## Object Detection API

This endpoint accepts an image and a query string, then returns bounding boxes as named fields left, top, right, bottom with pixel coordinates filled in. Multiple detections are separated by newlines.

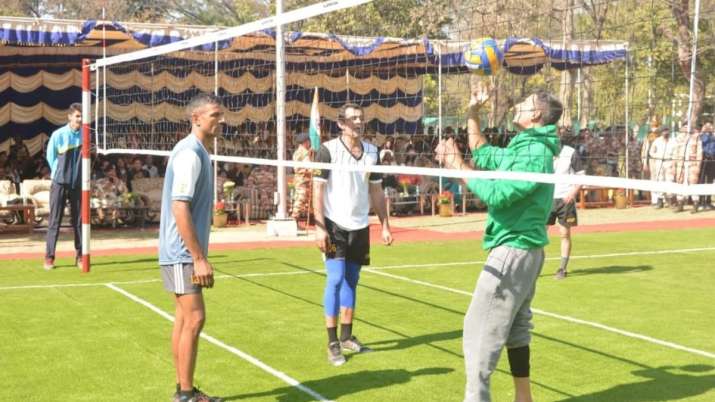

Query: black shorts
left=324, top=217, right=371, bottom=265
left=547, top=198, right=578, bottom=227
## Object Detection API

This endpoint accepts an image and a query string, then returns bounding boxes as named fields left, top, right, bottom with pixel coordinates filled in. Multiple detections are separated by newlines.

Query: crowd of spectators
left=2, top=119, right=713, bottom=222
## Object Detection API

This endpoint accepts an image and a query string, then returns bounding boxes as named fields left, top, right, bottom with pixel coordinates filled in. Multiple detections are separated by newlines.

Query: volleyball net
left=79, top=0, right=715, bottom=272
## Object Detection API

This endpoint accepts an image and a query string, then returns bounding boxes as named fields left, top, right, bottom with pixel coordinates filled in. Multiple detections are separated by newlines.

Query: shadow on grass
left=214, top=265, right=573, bottom=399
left=368, top=329, right=463, bottom=354
left=212, top=265, right=463, bottom=359
left=223, top=367, right=454, bottom=402
left=540, top=265, right=653, bottom=278
left=555, top=364, right=714, bottom=402
left=280, top=262, right=466, bottom=316
left=368, top=330, right=573, bottom=398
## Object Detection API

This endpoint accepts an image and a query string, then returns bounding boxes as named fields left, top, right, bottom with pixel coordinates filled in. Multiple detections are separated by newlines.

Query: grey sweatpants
left=463, top=245, right=545, bottom=402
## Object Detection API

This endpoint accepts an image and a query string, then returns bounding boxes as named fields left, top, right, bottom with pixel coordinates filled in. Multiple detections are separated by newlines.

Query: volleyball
left=463, top=38, right=503, bottom=75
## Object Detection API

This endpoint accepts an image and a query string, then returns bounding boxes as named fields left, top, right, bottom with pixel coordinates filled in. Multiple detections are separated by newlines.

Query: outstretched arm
left=467, top=76, right=491, bottom=151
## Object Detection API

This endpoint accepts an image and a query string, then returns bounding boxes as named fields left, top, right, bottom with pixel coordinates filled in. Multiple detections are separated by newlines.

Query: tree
left=558, top=0, right=577, bottom=127
left=670, top=0, right=707, bottom=126
left=284, top=0, right=451, bottom=38
left=163, top=0, right=268, bottom=26
left=575, top=0, right=610, bottom=127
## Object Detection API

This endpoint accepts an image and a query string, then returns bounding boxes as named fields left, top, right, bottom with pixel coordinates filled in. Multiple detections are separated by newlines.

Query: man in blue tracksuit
left=44, top=103, right=83, bottom=270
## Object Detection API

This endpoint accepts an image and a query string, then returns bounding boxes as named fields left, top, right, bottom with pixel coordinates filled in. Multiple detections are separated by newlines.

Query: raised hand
left=469, top=75, right=493, bottom=109
left=435, top=138, right=465, bottom=170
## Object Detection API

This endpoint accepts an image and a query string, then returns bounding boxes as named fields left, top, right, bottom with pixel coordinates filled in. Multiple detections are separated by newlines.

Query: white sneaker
left=328, top=341, right=346, bottom=366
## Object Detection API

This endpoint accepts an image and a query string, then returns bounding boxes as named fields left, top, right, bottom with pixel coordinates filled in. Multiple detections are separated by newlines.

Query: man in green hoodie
left=436, top=81, right=561, bottom=402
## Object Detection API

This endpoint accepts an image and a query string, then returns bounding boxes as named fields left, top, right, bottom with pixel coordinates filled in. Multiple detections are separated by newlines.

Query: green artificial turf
left=1, top=228, right=713, bottom=401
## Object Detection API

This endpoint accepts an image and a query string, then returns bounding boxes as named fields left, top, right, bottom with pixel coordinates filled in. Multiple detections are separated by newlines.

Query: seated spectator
left=92, top=165, right=129, bottom=224
left=0, top=165, right=12, bottom=182
left=36, top=166, right=51, bottom=180
left=379, top=138, right=395, bottom=162
left=226, top=163, right=244, bottom=186
left=116, top=157, right=129, bottom=184
left=127, top=157, right=149, bottom=191
left=143, top=155, right=159, bottom=178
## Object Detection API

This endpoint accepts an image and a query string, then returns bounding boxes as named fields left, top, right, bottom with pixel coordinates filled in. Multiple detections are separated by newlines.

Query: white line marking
left=0, top=282, right=109, bottom=291
left=105, top=283, right=332, bottom=402
left=2, top=246, right=714, bottom=291
left=0, top=272, right=315, bottom=291
left=4, top=248, right=715, bottom=358
left=531, top=309, right=715, bottom=359
left=362, top=268, right=715, bottom=360
left=370, top=246, right=715, bottom=271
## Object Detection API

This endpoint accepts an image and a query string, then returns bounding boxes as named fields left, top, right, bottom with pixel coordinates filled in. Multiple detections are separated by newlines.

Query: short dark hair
left=68, top=103, right=82, bottom=114
left=186, top=93, right=222, bottom=117
left=534, top=91, right=563, bottom=125
left=337, top=103, right=363, bottom=122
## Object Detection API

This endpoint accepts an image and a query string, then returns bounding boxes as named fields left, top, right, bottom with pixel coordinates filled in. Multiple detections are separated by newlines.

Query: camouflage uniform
left=291, top=145, right=313, bottom=219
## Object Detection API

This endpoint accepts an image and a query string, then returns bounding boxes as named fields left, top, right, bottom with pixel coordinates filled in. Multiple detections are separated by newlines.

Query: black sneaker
left=174, top=387, right=222, bottom=402
left=555, top=269, right=567, bottom=280
left=327, top=341, right=346, bottom=366
left=341, top=335, right=372, bottom=353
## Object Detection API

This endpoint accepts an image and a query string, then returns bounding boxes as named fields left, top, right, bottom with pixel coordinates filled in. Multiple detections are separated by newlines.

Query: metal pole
left=94, top=64, right=100, bottom=150
left=81, top=59, right=92, bottom=273
left=275, top=0, right=288, bottom=219
left=346, top=68, right=350, bottom=102
left=577, top=68, right=581, bottom=123
left=682, top=0, right=702, bottom=195
left=437, top=42, right=443, bottom=193
left=214, top=42, right=219, bottom=203
left=685, top=0, right=702, bottom=137
left=624, top=43, right=630, bottom=180
left=102, top=9, right=107, bottom=151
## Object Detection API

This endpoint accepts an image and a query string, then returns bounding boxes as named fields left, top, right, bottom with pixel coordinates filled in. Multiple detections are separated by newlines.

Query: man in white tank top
left=547, top=139, right=585, bottom=279
left=313, top=103, right=393, bottom=366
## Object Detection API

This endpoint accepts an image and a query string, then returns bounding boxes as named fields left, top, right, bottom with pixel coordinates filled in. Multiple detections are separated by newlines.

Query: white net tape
left=97, top=147, right=715, bottom=197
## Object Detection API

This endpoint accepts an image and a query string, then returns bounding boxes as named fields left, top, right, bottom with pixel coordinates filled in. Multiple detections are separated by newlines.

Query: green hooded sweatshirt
left=466, top=124, right=561, bottom=250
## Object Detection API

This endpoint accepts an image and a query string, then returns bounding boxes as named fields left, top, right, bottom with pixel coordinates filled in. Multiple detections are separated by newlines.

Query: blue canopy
left=0, top=16, right=628, bottom=142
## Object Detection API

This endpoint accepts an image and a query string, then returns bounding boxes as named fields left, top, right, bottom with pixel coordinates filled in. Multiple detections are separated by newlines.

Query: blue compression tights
left=323, top=258, right=361, bottom=317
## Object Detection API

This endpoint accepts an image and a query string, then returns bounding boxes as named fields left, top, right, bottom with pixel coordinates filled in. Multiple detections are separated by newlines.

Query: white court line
left=2, top=246, right=714, bottom=291
left=370, top=246, right=715, bottom=271
left=0, top=271, right=314, bottom=291
left=3, top=248, right=715, bottom=358
left=105, top=283, right=332, bottom=402
left=362, top=268, right=715, bottom=360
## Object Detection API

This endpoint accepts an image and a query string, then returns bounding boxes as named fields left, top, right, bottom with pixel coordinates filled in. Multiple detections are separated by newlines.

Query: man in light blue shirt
left=44, top=103, right=83, bottom=270
left=159, top=94, right=224, bottom=402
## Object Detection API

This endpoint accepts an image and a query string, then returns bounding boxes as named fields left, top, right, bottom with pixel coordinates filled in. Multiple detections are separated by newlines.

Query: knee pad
left=507, top=346, right=530, bottom=378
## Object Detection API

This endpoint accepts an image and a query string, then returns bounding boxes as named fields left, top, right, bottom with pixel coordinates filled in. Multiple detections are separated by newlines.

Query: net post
left=437, top=42, right=443, bottom=194
left=81, top=58, right=92, bottom=273
left=624, top=42, right=630, bottom=198
left=275, top=0, right=288, bottom=220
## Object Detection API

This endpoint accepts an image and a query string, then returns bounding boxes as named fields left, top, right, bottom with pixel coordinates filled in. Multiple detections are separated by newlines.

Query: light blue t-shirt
left=159, top=134, right=213, bottom=265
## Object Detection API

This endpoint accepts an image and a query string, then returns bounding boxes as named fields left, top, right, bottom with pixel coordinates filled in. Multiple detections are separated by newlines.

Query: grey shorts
left=160, top=263, right=202, bottom=295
